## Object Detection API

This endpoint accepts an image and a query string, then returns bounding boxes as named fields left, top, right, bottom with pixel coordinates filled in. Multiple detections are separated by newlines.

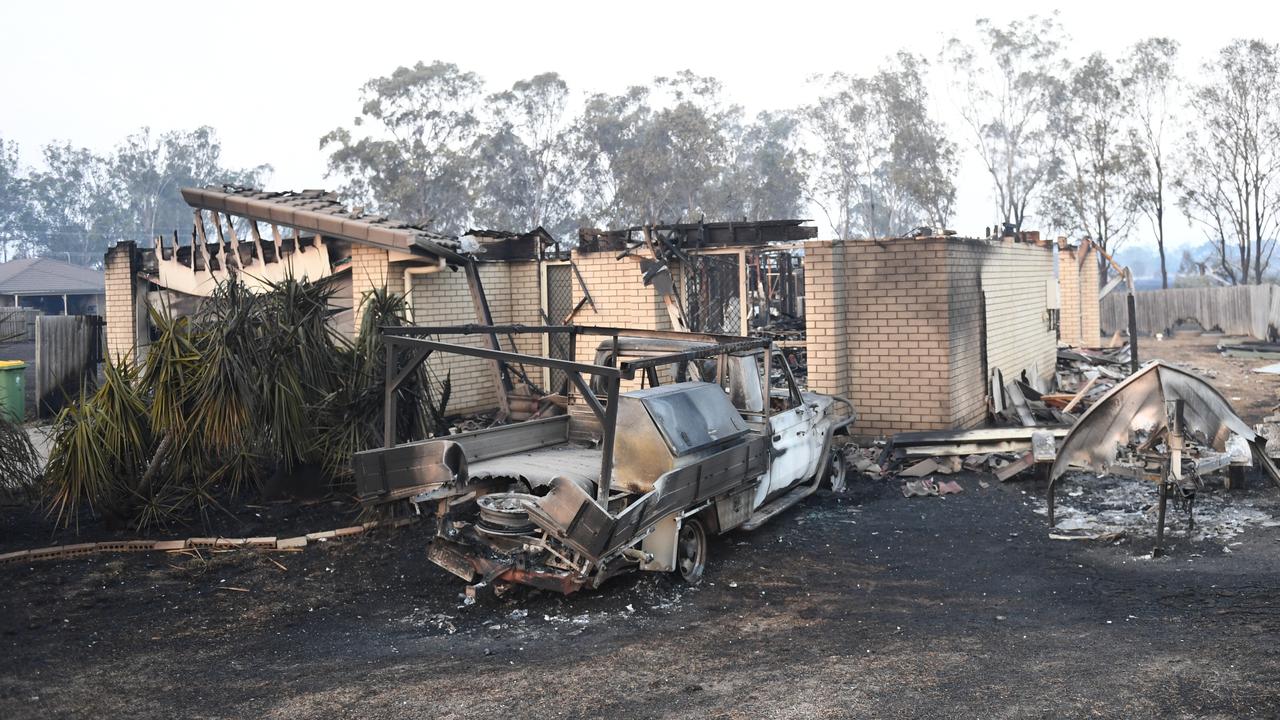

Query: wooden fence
left=35, top=315, right=104, bottom=417
left=0, top=308, right=39, bottom=342
left=1101, top=285, right=1280, bottom=340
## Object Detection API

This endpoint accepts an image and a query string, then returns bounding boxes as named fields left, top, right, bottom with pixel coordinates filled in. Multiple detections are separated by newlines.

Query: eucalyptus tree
left=1045, top=53, right=1138, bottom=283
left=321, top=61, right=483, bottom=233
left=1175, top=40, right=1280, bottom=285
left=576, top=71, right=742, bottom=226
left=470, top=72, right=591, bottom=236
left=110, top=126, right=269, bottom=245
left=720, top=111, right=807, bottom=222
left=804, top=53, right=956, bottom=239
left=0, top=136, right=28, bottom=261
left=944, top=14, right=1067, bottom=232
left=1123, top=38, right=1180, bottom=288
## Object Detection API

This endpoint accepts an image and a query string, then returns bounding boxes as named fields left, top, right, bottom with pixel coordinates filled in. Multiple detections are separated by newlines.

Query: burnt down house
left=102, top=186, right=1099, bottom=438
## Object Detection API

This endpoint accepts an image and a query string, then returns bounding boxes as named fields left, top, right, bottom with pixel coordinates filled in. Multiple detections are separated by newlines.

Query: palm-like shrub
left=42, top=276, right=437, bottom=532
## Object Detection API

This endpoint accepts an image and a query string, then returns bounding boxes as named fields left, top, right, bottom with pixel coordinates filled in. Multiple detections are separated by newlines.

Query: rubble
left=1048, top=361, right=1280, bottom=552
left=1038, top=472, right=1280, bottom=544
left=879, top=427, right=1067, bottom=483
left=1256, top=411, right=1280, bottom=460
left=1219, top=338, right=1280, bottom=361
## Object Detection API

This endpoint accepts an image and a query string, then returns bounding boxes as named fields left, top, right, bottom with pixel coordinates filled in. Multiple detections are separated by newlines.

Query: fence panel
left=0, top=308, right=39, bottom=342
left=1101, top=285, right=1280, bottom=340
left=35, top=315, right=103, bottom=417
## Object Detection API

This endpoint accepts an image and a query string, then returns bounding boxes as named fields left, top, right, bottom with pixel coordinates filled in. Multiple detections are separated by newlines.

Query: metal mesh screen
left=682, top=253, right=741, bottom=334
left=545, top=264, right=575, bottom=393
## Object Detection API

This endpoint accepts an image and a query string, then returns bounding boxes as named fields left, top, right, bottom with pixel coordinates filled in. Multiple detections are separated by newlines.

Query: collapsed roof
left=578, top=220, right=817, bottom=253
left=180, top=186, right=465, bottom=262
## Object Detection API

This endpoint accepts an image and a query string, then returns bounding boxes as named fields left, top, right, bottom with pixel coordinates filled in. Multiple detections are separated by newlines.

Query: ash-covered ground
left=4, top=333, right=1280, bottom=719
left=6, top=472, right=1280, bottom=719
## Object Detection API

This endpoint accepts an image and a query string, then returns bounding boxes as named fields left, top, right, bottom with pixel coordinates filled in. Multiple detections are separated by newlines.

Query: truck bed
left=467, top=443, right=603, bottom=489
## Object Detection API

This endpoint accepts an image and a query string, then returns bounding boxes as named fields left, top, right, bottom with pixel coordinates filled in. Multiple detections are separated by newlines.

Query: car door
left=759, top=351, right=817, bottom=503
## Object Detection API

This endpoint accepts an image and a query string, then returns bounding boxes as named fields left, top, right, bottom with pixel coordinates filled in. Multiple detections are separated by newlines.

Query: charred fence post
left=1128, top=290, right=1139, bottom=375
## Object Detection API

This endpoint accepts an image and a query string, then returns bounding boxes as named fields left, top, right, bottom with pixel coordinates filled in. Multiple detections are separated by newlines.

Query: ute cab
left=354, top=325, right=854, bottom=594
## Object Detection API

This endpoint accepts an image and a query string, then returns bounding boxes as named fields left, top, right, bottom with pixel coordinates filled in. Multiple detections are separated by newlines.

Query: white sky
left=3, top=0, right=1278, bottom=253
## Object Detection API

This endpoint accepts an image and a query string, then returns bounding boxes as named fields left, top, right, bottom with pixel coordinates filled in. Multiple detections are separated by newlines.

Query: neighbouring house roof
left=0, top=257, right=105, bottom=296
left=181, top=186, right=466, bottom=263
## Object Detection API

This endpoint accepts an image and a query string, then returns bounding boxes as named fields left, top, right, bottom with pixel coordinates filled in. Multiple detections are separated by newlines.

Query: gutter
left=402, top=256, right=448, bottom=323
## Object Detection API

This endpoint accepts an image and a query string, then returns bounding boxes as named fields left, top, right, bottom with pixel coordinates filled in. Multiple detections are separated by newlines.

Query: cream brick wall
left=948, top=239, right=1059, bottom=429
left=1058, top=241, right=1101, bottom=346
left=804, top=241, right=850, bottom=400
left=405, top=261, right=543, bottom=415
left=569, top=250, right=671, bottom=392
left=103, top=242, right=139, bottom=364
left=348, top=243, right=548, bottom=417
left=804, top=236, right=1058, bottom=439
left=840, top=238, right=953, bottom=438
left=348, top=244, right=391, bottom=332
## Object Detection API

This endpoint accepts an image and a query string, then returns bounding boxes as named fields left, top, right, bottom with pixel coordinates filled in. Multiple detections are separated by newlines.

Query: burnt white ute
left=354, top=325, right=854, bottom=594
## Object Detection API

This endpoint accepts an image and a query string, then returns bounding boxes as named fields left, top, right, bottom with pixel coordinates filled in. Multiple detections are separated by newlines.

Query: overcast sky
left=3, top=0, right=1278, bottom=252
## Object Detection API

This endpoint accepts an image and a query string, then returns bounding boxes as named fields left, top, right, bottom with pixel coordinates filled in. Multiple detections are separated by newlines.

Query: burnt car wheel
left=676, top=518, right=707, bottom=585
left=828, top=450, right=849, bottom=492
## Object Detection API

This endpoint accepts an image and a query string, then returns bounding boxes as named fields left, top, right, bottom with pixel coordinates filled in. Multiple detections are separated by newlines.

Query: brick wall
left=947, top=239, right=1059, bottom=429
left=804, top=240, right=850, bottom=400
left=1058, top=241, right=1100, bottom=346
left=348, top=244, right=392, bottom=332
left=405, top=261, right=543, bottom=415
left=569, top=250, right=671, bottom=391
left=804, top=236, right=1058, bottom=439
left=822, top=238, right=953, bottom=438
left=103, top=242, right=140, bottom=363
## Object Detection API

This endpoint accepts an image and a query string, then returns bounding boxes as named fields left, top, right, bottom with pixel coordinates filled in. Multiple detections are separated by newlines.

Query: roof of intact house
left=0, top=257, right=105, bottom=296
left=180, top=186, right=465, bottom=262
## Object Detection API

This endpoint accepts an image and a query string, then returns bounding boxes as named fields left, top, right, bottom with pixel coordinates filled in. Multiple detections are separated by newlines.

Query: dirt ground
left=4, top=335, right=1280, bottom=719
left=1140, top=331, right=1280, bottom=423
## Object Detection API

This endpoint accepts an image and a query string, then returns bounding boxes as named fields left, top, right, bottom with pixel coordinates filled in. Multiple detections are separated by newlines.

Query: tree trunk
left=1157, top=161, right=1168, bottom=289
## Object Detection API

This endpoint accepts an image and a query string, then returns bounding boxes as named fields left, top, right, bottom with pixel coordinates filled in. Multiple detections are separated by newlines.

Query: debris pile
left=1049, top=361, right=1280, bottom=552
left=1218, top=338, right=1280, bottom=361
left=1051, top=345, right=1133, bottom=413
left=1255, top=406, right=1280, bottom=461
left=881, top=343, right=1137, bottom=489
left=1038, top=472, right=1280, bottom=544
left=869, top=426, right=1067, bottom=495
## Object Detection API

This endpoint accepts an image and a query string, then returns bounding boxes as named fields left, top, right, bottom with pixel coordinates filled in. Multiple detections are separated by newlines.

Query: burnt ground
left=3, top=334, right=1280, bottom=719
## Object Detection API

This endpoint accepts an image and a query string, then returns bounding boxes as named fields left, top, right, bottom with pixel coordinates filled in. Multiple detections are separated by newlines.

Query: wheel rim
left=830, top=453, right=848, bottom=491
left=677, top=519, right=707, bottom=584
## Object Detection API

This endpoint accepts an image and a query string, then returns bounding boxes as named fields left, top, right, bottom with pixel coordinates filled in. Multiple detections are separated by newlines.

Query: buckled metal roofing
left=180, top=186, right=464, bottom=261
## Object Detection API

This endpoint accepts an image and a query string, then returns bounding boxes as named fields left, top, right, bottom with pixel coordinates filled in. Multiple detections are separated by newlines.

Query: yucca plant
left=0, top=412, right=40, bottom=501
left=317, top=287, right=449, bottom=483
left=44, top=359, right=150, bottom=528
left=255, top=278, right=345, bottom=473
left=43, top=275, right=443, bottom=531
left=182, top=281, right=266, bottom=491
